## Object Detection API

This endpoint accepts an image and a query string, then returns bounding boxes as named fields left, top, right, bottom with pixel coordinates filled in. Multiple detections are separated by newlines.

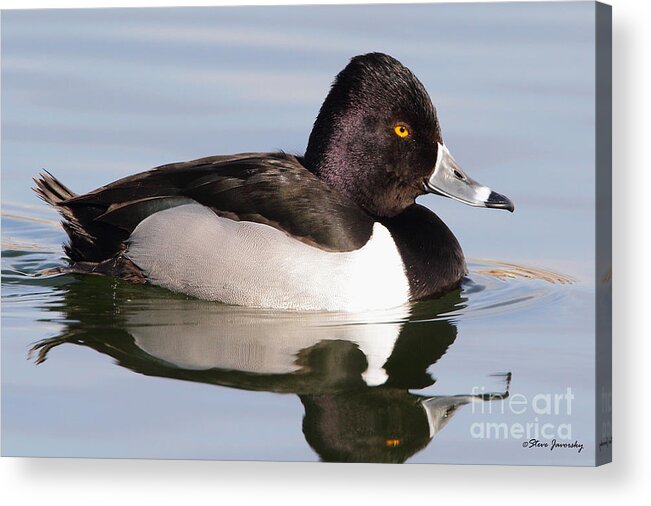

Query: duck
left=34, top=52, right=513, bottom=312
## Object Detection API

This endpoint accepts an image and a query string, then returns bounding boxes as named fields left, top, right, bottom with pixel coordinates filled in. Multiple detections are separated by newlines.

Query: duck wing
left=34, top=152, right=374, bottom=264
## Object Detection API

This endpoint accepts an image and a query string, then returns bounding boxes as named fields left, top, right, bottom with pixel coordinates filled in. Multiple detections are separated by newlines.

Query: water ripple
left=2, top=207, right=572, bottom=325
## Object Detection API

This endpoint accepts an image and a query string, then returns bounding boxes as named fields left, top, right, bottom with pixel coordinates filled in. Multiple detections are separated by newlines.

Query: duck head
left=305, top=52, right=514, bottom=217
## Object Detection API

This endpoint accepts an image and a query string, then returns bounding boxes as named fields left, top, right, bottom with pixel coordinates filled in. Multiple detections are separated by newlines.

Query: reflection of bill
left=302, top=377, right=510, bottom=463
left=31, top=279, right=510, bottom=463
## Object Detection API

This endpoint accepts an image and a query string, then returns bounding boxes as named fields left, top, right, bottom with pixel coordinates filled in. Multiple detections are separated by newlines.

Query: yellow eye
left=394, top=125, right=409, bottom=138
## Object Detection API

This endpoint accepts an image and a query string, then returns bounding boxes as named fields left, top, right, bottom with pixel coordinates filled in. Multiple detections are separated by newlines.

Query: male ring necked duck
left=34, top=52, right=513, bottom=311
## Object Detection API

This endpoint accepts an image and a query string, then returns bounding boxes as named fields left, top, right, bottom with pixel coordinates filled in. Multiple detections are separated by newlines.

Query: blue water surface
left=1, top=2, right=601, bottom=465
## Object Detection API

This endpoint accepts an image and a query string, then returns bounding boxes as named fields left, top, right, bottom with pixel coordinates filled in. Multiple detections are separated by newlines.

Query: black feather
left=33, top=152, right=375, bottom=266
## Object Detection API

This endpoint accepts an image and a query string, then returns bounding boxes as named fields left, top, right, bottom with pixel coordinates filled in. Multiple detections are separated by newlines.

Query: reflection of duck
left=34, top=52, right=513, bottom=311
left=301, top=386, right=511, bottom=464
left=31, top=277, right=510, bottom=463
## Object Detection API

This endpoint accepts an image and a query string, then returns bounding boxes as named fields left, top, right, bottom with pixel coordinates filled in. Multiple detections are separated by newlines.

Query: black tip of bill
left=486, top=191, right=515, bottom=213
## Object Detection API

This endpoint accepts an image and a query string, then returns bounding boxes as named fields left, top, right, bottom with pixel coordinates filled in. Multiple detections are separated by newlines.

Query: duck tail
left=33, top=170, right=77, bottom=207
left=32, top=171, right=94, bottom=261
left=32, top=171, right=145, bottom=283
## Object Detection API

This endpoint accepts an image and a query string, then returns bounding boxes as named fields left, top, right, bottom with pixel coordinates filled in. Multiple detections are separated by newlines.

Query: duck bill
left=425, top=143, right=514, bottom=212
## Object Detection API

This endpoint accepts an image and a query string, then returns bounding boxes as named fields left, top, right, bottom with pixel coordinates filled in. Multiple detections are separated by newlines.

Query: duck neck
left=304, top=120, right=356, bottom=196
left=304, top=145, right=415, bottom=219
left=381, top=204, right=467, bottom=300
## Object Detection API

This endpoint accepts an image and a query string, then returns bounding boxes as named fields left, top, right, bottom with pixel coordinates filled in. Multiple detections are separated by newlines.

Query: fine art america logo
left=469, top=387, right=584, bottom=453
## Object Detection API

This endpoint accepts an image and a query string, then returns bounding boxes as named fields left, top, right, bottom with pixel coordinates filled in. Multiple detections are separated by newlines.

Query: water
left=2, top=3, right=599, bottom=464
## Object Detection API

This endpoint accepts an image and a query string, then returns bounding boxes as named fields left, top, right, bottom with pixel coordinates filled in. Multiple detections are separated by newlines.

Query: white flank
left=126, top=204, right=410, bottom=312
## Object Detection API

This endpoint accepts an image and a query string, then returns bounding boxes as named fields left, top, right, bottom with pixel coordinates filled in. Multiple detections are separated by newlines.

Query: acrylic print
left=1, top=2, right=612, bottom=465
